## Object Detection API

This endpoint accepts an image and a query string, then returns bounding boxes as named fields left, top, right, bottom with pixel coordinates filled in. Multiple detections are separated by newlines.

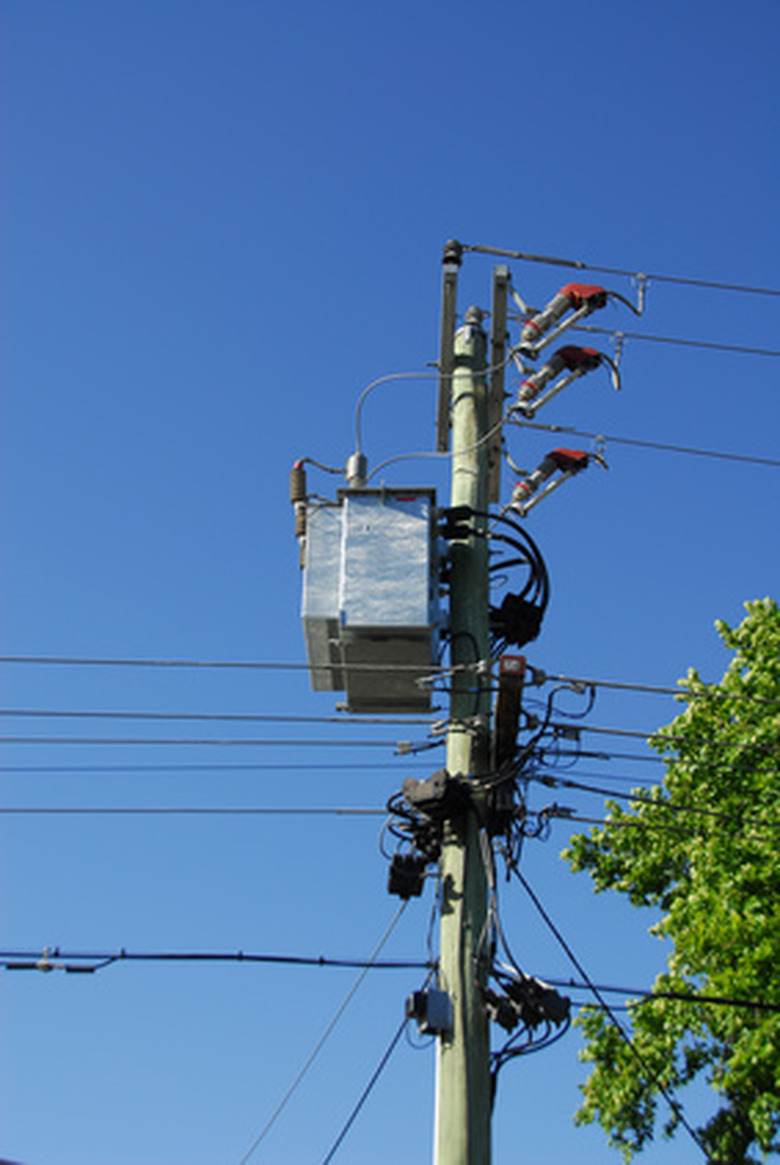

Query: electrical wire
left=0, top=655, right=451, bottom=675
left=4, top=653, right=775, bottom=711
left=547, top=810, right=714, bottom=837
left=6, top=944, right=776, bottom=1016
left=0, top=946, right=427, bottom=973
left=460, top=241, right=780, bottom=298
left=545, top=721, right=779, bottom=758
left=236, top=902, right=409, bottom=1165
left=319, top=1015, right=409, bottom=1164
left=0, top=806, right=386, bottom=816
left=509, top=418, right=780, bottom=469
left=510, top=869, right=711, bottom=1162
left=0, top=761, right=433, bottom=775
left=354, top=357, right=515, bottom=455
left=354, top=370, right=440, bottom=453
left=0, top=736, right=406, bottom=748
left=355, top=343, right=519, bottom=480
left=529, top=772, right=780, bottom=832
left=365, top=408, right=511, bottom=483
left=532, top=670, right=780, bottom=707
left=297, top=457, right=344, bottom=476
left=0, top=708, right=433, bottom=727
left=573, top=322, right=780, bottom=359
left=3, top=655, right=776, bottom=709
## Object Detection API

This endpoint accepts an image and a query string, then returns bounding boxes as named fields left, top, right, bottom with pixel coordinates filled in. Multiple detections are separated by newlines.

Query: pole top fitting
left=443, top=239, right=464, bottom=266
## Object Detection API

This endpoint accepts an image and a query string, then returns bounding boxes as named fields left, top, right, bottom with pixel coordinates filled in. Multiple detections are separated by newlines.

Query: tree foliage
left=563, top=599, right=780, bottom=1163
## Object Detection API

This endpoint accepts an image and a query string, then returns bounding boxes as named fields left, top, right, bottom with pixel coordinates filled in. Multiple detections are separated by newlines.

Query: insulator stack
left=289, top=460, right=307, bottom=503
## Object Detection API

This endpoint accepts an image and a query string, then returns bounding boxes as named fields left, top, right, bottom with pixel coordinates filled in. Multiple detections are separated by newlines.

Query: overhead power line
left=2, top=656, right=778, bottom=711
left=535, top=671, right=780, bottom=706
left=573, top=322, right=780, bottom=359
left=0, top=655, right=446, bottom=674
left=531, top=773, right=780, bottom=832
left=511, top=869, right=709, bottom=1161
left=510, top=418, right=780, bottom=470
left=4, top=948, right=777, bottom=1012
left=237, top=903, right=408, bottom=1165
left=0, top=708, right=431, bottom=727
left=0, top=945, right=425, bottom=974
left=461, top=242, right=780, bottom=298
left=0, top=762, right=431, bottom=775
left=541, top=750, right=780, bottom=781
left=3, top=656, right=778, bottom=707
left=0, top=806, right=385, bottom=816
left=550, top=810, right=742, bottom=839
left=0, top=736, right=405, bottom=749
left=320, top=1016, right=409, bottom=1165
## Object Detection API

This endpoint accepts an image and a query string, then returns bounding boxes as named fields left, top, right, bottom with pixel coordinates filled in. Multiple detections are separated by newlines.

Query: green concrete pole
left=434, top=307, right=492, bottom=1165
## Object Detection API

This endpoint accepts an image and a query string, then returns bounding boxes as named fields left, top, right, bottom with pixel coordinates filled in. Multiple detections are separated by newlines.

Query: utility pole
left=434, top=281, right=493, bottom=1164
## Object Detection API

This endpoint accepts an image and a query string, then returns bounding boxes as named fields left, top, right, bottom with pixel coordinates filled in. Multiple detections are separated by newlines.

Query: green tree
left=563, top=599, right=780, bottom=1163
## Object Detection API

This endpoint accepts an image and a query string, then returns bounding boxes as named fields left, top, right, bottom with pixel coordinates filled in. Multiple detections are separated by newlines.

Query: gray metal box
left=300, top=488, right=439, bottom=712
left=339, top=488, right=438, bottom=712
left=300, top=502, right=343, bottom=691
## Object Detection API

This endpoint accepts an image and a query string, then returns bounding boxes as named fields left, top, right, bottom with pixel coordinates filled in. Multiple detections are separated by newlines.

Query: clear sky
left=2, top=2, right=778, bottom=1163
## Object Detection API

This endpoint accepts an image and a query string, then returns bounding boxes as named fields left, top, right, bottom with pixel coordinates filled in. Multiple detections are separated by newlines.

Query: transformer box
left=301, top=487, right=440, bottom=712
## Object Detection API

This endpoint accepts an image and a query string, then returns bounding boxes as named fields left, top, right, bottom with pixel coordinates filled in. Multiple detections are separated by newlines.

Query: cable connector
left=483, top=986, right=520, bottom=1032
left=402, top=769, right=470, bottom=819
left=387, top=853, right=427, bottom=899
left=439, top=504, right=474, bottom=541
left=499, top=969, right=571, bottom=1028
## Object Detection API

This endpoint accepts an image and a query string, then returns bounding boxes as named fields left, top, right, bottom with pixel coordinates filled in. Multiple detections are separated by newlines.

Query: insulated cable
left=527, top=772, right=780, bottom=832
left=355, top=349, right=516, bottom=460
left=365, top=408, right=511, bottom=483
left=511, top=869, right=711, bottom=1162
left=236, top=902, right=409, bottom=1165
left=319, top=1014, right=410, bottom=1164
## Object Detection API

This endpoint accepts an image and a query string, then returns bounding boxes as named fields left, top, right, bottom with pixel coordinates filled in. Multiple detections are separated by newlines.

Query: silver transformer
left=301, top=487, right=440, bottom=712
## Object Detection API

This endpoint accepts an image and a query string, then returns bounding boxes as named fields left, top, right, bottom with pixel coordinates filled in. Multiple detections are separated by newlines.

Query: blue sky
left=2, top=2, right=779, bottom=1163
